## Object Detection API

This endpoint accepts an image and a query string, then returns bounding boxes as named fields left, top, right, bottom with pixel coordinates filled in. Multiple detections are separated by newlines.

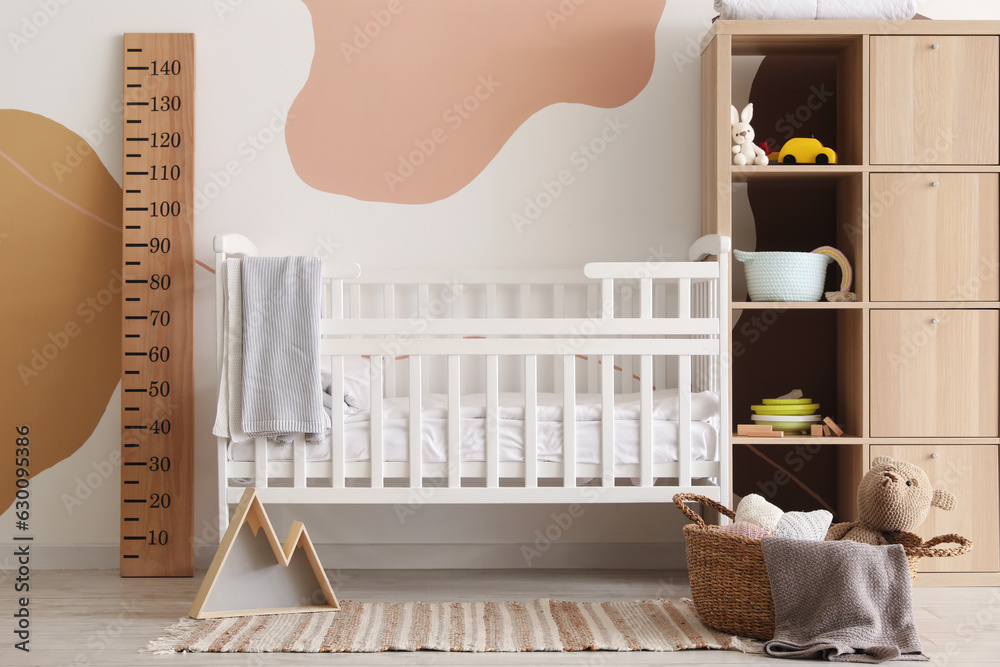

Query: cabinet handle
left=931, top=181, right=939, bottom=187
left=932, top=43, right=940, bottom=49
left=931, top=318, right=939, bottom=324
left=931, top=453, right=940, bottom=459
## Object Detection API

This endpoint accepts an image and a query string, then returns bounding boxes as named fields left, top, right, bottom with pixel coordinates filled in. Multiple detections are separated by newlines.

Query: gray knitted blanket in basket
left=760, top=536, right=927, bottom=663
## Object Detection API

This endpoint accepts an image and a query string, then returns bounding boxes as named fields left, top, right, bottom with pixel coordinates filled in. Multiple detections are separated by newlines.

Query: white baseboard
left=0, top=542, right=687, bottom=571
left=0, top=545, right=120, bottom=570
left=312, top=543, right=688, bottom=570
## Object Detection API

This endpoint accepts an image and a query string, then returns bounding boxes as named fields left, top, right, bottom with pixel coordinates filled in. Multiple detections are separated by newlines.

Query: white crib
left=214, top=234, right=731, bottom=533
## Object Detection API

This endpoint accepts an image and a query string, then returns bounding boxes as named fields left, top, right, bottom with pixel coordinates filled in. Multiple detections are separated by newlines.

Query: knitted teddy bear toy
left=827, top=456, right=956, bottom=545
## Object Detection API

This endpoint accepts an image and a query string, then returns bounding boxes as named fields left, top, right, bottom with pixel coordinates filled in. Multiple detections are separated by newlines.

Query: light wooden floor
left=4, top=569, right=999, bottom=665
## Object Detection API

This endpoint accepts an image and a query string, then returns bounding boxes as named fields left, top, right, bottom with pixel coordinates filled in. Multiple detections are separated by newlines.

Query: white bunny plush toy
left=731, top=103, right=768, bottom=166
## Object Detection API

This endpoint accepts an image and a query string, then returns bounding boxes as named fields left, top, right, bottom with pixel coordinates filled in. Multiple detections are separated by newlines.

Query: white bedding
left=228, top=389, right=720, bottom=465
left=713, top=0, right=917, bottom=20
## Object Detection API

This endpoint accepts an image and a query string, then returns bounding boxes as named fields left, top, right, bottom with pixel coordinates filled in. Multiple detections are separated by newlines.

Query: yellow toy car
left=776, top=137, right=837, bottom=165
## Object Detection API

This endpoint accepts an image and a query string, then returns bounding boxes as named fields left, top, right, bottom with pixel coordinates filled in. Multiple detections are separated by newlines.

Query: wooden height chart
left=120, top=33, right=195, bottom=577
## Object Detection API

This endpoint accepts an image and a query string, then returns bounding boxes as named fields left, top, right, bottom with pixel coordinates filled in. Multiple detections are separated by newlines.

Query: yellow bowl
left=761, top=398, right=813, bottom=405
left=751, top=404, right=820, bottom=416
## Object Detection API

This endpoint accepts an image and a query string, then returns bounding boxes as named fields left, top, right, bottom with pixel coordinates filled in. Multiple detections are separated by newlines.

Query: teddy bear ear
left=741, top=103, right=754, bottom=123
left=932, top=488, right=956, bottom=511
left=871, top=456, right=894, bottom=467
left=731, top=105, right=739, bottom=124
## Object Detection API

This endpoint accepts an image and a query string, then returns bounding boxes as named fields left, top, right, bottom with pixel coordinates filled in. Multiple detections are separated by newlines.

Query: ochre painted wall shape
left=287, top=0, right=665, bottom=204
left=0, top=109, right=122, bottom=514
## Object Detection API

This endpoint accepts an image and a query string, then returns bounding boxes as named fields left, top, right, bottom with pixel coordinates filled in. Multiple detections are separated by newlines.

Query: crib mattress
left=228, top=390, right=720, bottom=465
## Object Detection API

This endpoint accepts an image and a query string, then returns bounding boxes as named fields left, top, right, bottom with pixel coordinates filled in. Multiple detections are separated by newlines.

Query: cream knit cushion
left=718, top=521, right=770, bottom=540
left=775, top=509, right=833, bottom=541
left=734, top=494, right=784, bottom=533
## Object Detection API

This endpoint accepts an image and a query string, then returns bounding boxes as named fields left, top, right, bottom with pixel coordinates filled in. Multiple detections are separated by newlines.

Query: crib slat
left=587, top=284, right=598, bottom=392
left=640, top=279, right=653, bottom=318
left=384, top=285, right=396, bottom=398
left=255, top=437, right=268, bottom=488
left=350, top=283, right=361, bottom=320
left=331, top=280, right=344, bottom=318
left=409, top=355, right=422, bottom=488
left=678, top=278, right=691, bottom=322
left=418, top=285, right=430, bottom=395
left=371, top=355, right=384, bottom=489
left=679, top=354, right=692, bottom=488
left=678, top=278, right=692, bottom=488
left=601, top=279, right=614, bottom=317
left=601, top=354, right=614, bottom=488
left=418, top=284, right=429, bottom=317
left=486, top=354, right=499, bottom=488
left=319, top=280, right=330, bottom=319
left=451, top=281, right=462, bottom=318
left=640, top=277, right=654, bottom=488
left=448, top=355, right=461, bottom=488
left=640, top=355, right=654, bottom=488
left=622, top=285, right=633, bottom=394
left=552, top=285, right=564, bottom=393
left=601, top=280, right=614, bottom=397
left=525, top=354, right=538, bottom=489
left=654, top=283, right=666, bottom=391
left=330, top=356, right=345, bottom=488
left=486, top=284, right=497, bottom=318
left=293, top=433, right=306, bottom=489
left=563, top=355, right=576, bottom=488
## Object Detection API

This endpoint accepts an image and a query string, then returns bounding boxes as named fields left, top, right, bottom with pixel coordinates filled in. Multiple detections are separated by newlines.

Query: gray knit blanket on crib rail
left=238, top=256, right=330, bottom=442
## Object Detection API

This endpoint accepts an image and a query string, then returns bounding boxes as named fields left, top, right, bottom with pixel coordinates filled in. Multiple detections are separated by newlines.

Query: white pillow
left=734, top=493, right=784, bottom=533
left=775, top=510, right=833, bottom=541
left=323, top=356, right=371, bottom=415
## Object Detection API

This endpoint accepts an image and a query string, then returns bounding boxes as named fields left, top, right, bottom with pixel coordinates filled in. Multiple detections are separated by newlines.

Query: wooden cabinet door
left=870, top=445, right=999, bottom=573
left=871, top=310, right=999, bottom=437
left=869, top=174, right=1000, bottom=301
left=871, top=36, right=999, bottom=165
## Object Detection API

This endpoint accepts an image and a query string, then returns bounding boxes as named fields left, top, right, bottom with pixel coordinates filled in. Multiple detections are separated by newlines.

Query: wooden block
left=823, top=417, right=844, bottom=436
left=810, top=424, right=825, bottom=436
left=744, top=430, right=784, bottom=438
left=737, top=424, right=772, bottom=435
left=822, top=425, right=832, bottom=436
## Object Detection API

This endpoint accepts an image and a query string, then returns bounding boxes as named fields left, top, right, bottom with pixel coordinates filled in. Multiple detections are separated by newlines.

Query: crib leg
left=218, top=436, right=231, bottom=539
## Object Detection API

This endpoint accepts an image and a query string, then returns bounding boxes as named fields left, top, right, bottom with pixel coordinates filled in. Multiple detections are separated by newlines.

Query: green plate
left=751, top=404, right=820, bottom=416
left=761, top=398, right=813, bottom=405
left=750, top=417, right=813, bottom=433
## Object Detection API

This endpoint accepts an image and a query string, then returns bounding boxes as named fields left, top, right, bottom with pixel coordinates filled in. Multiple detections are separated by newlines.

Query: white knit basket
left=734, top=250, right=833, bottom=302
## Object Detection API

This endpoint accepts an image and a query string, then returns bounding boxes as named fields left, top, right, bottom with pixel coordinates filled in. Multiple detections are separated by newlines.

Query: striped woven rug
left=148, top=599, right=762, bottom=653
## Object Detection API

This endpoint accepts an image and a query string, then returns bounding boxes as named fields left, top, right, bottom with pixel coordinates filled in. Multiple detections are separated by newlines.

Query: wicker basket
left=673, top=493, right=972, bottom=641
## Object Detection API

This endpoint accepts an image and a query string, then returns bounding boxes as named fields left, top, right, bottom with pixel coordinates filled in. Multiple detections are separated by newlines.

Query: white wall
left=1, top=0, right=997, bottom=570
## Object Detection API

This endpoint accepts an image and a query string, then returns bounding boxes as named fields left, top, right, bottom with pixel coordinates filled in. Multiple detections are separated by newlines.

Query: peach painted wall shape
left=0, top=109, right=122, bottom=515
left=287, top=0, right=665, bottom=204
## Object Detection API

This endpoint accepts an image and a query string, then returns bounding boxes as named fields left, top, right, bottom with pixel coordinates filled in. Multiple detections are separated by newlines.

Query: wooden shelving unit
left=702, top=20, right=1000, bottom=585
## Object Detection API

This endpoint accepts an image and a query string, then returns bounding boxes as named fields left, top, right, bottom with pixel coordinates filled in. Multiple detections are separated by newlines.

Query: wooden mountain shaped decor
left=189, top=488, right=339, bottom=619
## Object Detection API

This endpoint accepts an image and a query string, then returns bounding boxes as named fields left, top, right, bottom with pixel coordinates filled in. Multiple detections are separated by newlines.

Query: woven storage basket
left=734, top=249, right=832, bottom=302
left=673, top=493, right=972, bottom=641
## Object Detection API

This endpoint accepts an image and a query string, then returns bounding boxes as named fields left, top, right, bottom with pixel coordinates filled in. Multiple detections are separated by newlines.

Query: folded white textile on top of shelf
left=713, top=0, right=917, bottom=21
